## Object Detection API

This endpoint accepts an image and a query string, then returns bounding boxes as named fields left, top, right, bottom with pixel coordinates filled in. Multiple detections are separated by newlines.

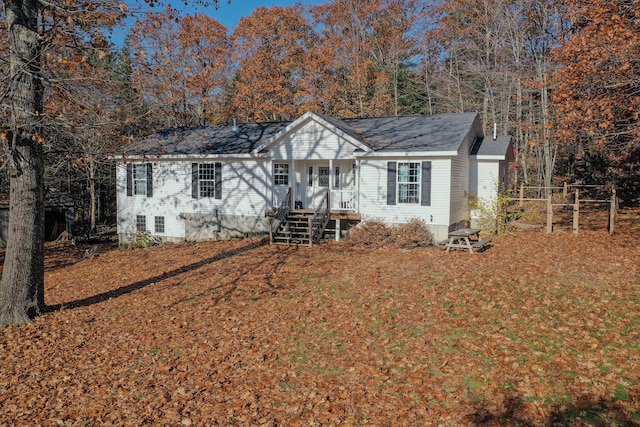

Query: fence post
left=519, top=183, right=524, bottom=208
left=572, top=189, right=579, bottom=234
left=546, top=194, right=553, bottom=233
left=609, top=187, right=617, bottom=234
left=308, top=216, right=313, bottom=247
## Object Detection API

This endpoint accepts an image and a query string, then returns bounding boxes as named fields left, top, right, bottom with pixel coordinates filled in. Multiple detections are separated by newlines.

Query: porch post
left=356, top=158, right=361, bottom=212
left=291, top=159, right=296, bottom=208
left=329, top=158, right=334, bottom=189
left=335, top=218, right=341, bottom=242
left=329, top=159, right=334, bottom=212
left=268, top=159, right=274, bottom=207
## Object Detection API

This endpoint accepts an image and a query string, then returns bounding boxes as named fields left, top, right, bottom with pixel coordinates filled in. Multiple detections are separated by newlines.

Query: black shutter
left=192, top=163, right=199, bottom=199
left=126, top=163, right=133, bottom=196
left=421, top=161, right=431, bottom=206
left=215, top=162, right=222, bottom=200
left=387, top=161, right=396, bottom=205
left=146, top=163, right=153, bottom=197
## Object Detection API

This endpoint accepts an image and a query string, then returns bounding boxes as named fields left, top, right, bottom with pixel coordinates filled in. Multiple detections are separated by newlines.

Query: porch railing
left=309, top=190, right=330, bottom=246
left=269, top=187, right=291, bottom=244
left=331, top=190, right=357, bottom=211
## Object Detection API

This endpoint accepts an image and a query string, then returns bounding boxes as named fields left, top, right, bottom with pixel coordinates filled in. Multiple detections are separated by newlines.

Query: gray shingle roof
left=471, top=135, right=512, bottom=156
left=125, top=112, right=492, bottom=157
left=126, top=121, right=290, bottom=156
left=341, top=112, right=479, bottom=152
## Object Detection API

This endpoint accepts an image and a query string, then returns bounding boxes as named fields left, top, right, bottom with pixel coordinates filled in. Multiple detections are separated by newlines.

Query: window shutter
left=192, top=163, right=199, bottom=199
left=421, top=161, right=431, bottom=206
left=215, top=162, right=222, bottom=200
left=126, top=164, right=133, bottom=196
left=387, top=161, right=396, bottom=205
left=146, top=163, right=153, bottom=197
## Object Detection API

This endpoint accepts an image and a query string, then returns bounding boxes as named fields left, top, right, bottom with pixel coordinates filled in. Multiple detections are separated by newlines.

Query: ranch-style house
left=116, top=111, right=513, bottom=246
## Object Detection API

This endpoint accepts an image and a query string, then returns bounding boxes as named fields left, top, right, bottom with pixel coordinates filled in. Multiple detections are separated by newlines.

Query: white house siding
left=470, top=161, right=500, bottom=201
left=449, top=153, right=469, bottom=228
left=357, top=157, right=452, bottom=242
left=469, top=160, right=500, bottom=225
left=117, top=158, right=271, bottom=245
left=270, top=121, right=359, bottom=161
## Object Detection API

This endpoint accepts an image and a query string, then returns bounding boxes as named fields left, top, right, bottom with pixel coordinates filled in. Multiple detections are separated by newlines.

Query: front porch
left=266, top=187, right=362, bottom=246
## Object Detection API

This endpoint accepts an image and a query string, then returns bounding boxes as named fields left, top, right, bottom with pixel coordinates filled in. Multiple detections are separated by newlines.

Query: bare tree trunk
left=516, top=78, right=527, bottom=185
left=423, top=66, right=434, bottom=115
left=89, top=155, right=97, bottom=230
left=0, top=0, right=46, bottom=327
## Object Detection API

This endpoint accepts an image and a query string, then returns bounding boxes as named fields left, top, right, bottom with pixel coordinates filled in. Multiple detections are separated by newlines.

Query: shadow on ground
left=48, top=239, right=268, bottom=312
left=468, top=391, right=640, bottom=426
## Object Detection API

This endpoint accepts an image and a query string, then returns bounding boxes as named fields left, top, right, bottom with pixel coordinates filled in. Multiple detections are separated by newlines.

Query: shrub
left=348, top=218, right=434, bottom=250
left=469, top=183, right=517, bottom=235
left=347, top=219, right=393, bottom=249
left=393, top=218, right=434, bottom=249
left=132, top=231, right=160, bottom=248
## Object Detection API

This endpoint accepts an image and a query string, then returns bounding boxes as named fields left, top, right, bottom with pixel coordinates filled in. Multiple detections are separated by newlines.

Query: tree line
left=0, top=0, right=638, bottom=325
left=3, top=0, right=638, bottom=230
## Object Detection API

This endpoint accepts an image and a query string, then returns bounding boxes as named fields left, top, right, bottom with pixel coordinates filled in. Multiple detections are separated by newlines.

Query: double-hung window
left=274, top=163, right=289, bottom=186
left=126, top=163, right=153, bottom=197
left=198, top=164, right=217, bottom=198
left=134, top=165, right=147, bottom=195
left=192, top=162, right=222, bottom=199
left=397, top=162, right=420, bottom=204
left=154, top=216, right=165, bottom=234
left=387, top=161, right=431, bottom=206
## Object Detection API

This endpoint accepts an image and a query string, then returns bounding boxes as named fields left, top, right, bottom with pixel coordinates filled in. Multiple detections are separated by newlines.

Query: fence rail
left=506, top=183, right=617, bottom=234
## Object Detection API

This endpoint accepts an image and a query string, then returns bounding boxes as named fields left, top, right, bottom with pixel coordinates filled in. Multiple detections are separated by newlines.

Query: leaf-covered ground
left=1, top=209, right=639, bottom=426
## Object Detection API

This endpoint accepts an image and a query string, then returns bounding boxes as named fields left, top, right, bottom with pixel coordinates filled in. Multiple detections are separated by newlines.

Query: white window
left=192, top=162, right=221, bottom=199
left=136, top=215, right=146, bottom=232
left=334, top=166, right=340, bottom=188
left=398, top=162, right=421, bottom=204
left=154, top=216, right=165, bottom=234
left=134, top=165, right=147, bottom=196
left=274, top=163, right=289, bottom=186
left=199, top=164, right=217, bottom=198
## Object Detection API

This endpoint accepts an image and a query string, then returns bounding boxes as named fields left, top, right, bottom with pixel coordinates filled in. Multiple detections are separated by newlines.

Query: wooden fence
left=508, top=183, right=617, bottom=234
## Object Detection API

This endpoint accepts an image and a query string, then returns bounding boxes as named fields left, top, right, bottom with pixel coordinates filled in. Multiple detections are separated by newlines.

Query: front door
left=305, top=163, right=330, bottom=209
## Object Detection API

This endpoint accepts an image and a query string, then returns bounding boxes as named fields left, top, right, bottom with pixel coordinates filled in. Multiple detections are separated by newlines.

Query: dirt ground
left=0, top=207, right=638, bottom=426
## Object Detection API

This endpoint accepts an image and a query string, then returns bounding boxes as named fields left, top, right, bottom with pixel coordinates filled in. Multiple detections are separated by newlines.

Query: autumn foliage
left=552, top=0, right=640, bottom=198
left=0, top=209, right=638, bottom=425
left=116, top=0, right=640, bottom=201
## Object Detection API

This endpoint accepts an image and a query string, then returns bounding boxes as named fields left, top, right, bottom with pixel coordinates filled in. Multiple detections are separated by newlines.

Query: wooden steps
left=272, top=212, right=314, bottom=246
left=272, top=211, right=333, bottom=246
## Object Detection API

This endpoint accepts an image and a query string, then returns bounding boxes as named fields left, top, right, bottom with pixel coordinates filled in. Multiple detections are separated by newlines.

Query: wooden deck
left=266, top=209, right=362, bottom=221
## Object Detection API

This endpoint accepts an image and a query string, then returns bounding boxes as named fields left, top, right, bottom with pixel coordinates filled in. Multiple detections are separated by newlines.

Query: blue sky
left=112, top=1, right=327, bottom=45
left=168, top=0, right=327, bottom=29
